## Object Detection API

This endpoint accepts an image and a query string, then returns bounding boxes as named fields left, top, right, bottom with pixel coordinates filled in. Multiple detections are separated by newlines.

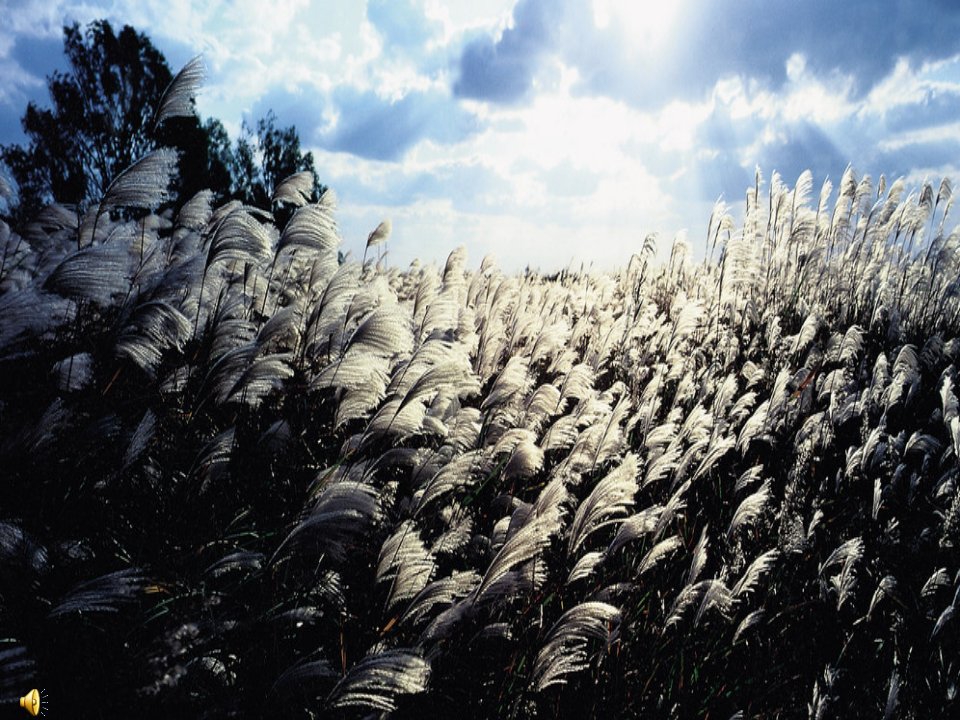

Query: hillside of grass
left=1, top=142, right=959, bottom=718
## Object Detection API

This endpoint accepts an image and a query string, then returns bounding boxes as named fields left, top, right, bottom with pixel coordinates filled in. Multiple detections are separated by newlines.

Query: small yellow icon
left=19, top=689, right=40, bottom=717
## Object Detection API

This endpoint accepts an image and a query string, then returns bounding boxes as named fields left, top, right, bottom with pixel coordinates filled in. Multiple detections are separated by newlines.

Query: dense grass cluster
left=2, top=136, right=960, bottom=716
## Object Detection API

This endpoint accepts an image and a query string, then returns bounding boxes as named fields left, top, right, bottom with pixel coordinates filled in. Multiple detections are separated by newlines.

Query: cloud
left=453, top=0, right=554, bottom=103
left=753, top=121, right=849, bottom=186
left=367, top=0, right=442, bottom=51
left=9, top=33, right=66, bottom=78
left=874, top=137, right=960, bottom=178
left=317, top=86, right=481, bottom=161
left=882, top=88, right=960, bottom=135
left=0, top=27, right=66, bottom=145
left=323, top=156, right=507, bottom=215
left=246, top=86, right=327, bottom=141
left=540, top=160, right=600, bottom=197
left=1, top=0, right=959, bottom=273
left=562, top=0, right=960, bottom=109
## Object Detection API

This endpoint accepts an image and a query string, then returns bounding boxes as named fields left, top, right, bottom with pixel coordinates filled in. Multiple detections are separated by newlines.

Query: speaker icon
left=18, top=688, right=46, bottom=717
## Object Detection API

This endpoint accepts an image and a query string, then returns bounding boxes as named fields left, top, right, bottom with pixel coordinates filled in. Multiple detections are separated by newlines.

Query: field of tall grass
left=1, top=73, right=960, bottom=719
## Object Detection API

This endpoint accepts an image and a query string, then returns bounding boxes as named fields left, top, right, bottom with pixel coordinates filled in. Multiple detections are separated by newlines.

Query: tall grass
left=1, top=74, right=959, bottom=718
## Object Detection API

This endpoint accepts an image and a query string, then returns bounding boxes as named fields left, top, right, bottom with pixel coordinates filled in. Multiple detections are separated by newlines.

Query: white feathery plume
left=734, top=465, right=763, bottom=494
left=503, top=439, right=545, bottom=481
left=51, top=352, right=93, bottom=392
left=205, top=206, right=273, bottom=270
left=153, top=56, right=205, bottom=127
left=567, top=454, right=639, bottom=555
left=838, top=324, right=864, bottom=365
left=692, top=435, right=736, bottom=483
left=643, top=442, right=681, bottom=489
left=541, top=415, right=580, bottom=453
left=931, top=604, right=954, bottom=641
left=567, top=550, right=605, bottom=584
left=482, top=356, right=532, bottom=411
left=274, top=480, right=381, bottom=563
left=686, top=524, right=710, bottom=586
left=637, top=535, right=683, bottom=576
left=176, top=189, right=214, bottom=230
left=272, top=171, right=315, bottom=207
left=100, top=149, right=178, bottom=213
left=868, top=575, right=899, bottom=618
left=367, top=218, right=392, bottom=249
left=653, top=480, right=690, bottom=540
left=123, top=409, right=157, bottom=469
left=921, top=567, right=951, bottom=598
left=278, top=194, right=340, bottom=255
left=116, top=300, right=193, bottom=378
left=376, top=521, right=435, bottom=612
left=820, top=537, right=865, bottom=610
left=397, top=570, right=480, bottom=628
left=473, top=506, right=563, bottom=605
left=45, top=243, right=134, bottom=304
left=415, top=450, right=485, bottom=514
left=532, top=601, right=620, bottom=691
left=940, top=374, right=960, bottom=458
left=727, top=480, right=772, bottom=540
left=326, top=649, right=431, bottom=713
left=48, top=568, right=144, bottom=617
left=665, top=580, right=706, bottom=631
left=431, top=515, right=474, bottom=556
left=732, top=549, right=780, bottom=598
left=608, top=504, right=664, bottom=555
left=732, top=608, right=766, bottom=645
left=693, top=578, right=734, bottom=627
left=884, top=669, right=900, bottom=720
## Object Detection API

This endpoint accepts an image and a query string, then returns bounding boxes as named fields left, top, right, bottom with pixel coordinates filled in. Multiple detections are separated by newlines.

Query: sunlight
left=592, top=0, right=685, bottom=51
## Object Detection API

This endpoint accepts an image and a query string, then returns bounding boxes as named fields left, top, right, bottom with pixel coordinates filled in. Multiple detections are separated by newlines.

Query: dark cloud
left=0, top=35, right=63, bottom=146
left=0, top=107, right=27, bottom=146
left=635, top=102, right=850, bottom=204
left=10, top=34, right=68, bottom=78
left=883, top=90, right=960, bottom=135
left=755, top=122, right=850, bottom=186
left=873, top=138, right=960, bottom=177
left=247, top=87, right=326, bottom=144
left=251, top=85, right=481, bottom=163
left=322, top=86, right=480, bottom=161
left=451, top=0, right=960, bottom=109
left=453, top=0, right=554, bottom=103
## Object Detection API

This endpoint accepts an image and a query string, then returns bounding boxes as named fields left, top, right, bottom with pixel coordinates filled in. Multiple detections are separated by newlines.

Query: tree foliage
left=1, top=21, right=171, bottom=219
left=0, top=19, right=322, bottom=226
left=227, top=111, right=325, bottom=210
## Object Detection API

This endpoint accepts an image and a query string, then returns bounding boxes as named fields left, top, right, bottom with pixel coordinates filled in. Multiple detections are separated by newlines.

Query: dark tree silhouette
left=0, top=19, right=322, bottom=226
left=229, top=111, right=326, bottom=209
left=0, top=21, right=173, bottom=221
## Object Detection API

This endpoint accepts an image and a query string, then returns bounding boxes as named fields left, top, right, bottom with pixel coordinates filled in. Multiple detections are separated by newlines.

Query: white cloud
left=423, top=0, right=516, bottom=41
left=3, top=0, right=960, bottom=271
left=877, top=122, right=960, bottom=152
left=591, top=0, right=687, bottom=53
left=0, top=60, right=44, bottom=106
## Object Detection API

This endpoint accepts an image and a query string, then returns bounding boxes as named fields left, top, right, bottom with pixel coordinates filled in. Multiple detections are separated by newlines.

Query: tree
left=0, top=19, right=322, bottom=226
left=228, top=111, right=326, bottom=209
left=1, top=21, right=173, bottom=220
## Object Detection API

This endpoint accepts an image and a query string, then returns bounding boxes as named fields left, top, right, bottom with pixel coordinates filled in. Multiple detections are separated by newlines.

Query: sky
left=2, top=0, right=960, bottom=271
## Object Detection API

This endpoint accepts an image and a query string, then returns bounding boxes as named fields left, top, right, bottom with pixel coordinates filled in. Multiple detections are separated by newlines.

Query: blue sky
left=2, top=1, right=960, bottom=270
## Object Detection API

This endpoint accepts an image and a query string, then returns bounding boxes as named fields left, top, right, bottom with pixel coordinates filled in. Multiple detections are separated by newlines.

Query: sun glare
left=592, top=0, right=684, bottom=51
